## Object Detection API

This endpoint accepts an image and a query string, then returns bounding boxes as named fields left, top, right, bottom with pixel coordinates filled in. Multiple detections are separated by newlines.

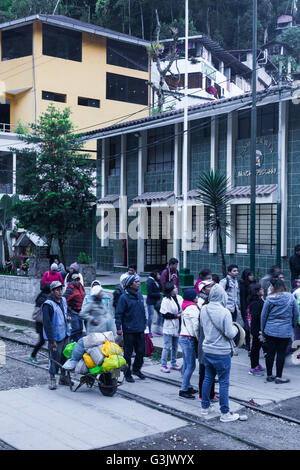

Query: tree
left=13, top=104, right=97, bottom=266
left=196, top=170, right=232, bottom=278
left=0, top=194, right=19, bottom=262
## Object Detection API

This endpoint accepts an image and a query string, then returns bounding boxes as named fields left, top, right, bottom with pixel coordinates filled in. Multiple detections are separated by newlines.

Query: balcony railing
left=0, top=123, right=18, bottom=133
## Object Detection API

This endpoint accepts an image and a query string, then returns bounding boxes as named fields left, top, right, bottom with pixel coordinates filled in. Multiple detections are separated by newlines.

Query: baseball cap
left=50, top=281, right=63, bottom=291
left=72, top=273, right=81, bottom=280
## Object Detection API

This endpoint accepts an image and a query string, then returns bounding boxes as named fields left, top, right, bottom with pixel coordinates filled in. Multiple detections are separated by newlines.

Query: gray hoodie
left=200, top=284, right=238, bottom=356
left=261, top=291, right=299, bottom=338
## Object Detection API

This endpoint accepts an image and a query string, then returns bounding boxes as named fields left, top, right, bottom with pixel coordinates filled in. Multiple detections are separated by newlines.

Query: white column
left=226, top=112, right=237, bottom=254
left=173, top=123, right=181, bottom=259
left=12, top=152, right=16, bottom=195
left=100, top=140, right=108, bottom=247
left=119, top=134, right=127, bottom=240
left=209, top=117, right=218, bottom=253
left=137, top=131, right=147, bottom=273
left=280, top=100, right=289, bottom=257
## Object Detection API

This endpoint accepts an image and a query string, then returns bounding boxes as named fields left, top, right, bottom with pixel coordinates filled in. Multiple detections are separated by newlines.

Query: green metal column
left=250, top=0, right=257, bottom=274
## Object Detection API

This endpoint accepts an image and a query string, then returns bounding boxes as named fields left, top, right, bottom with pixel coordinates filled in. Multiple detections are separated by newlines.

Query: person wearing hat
left=200, top=283, right=240, bottom=422
left=41, top=263, right=63, bottom=286
left=81, top=280, right=110, bottom=312
left=64, top=262, right=84, bottom=288
left=80, top=284, right=116, bottom=335
left=112, top=273, right=129, bottom=312
left=115, top=274, right=146, bottom=382
left=42, top=281, right=72, bottom=390
left=178, top=288, right=200, bottom=399
left=160, top=282, right=183, bottom=373
left=64, top=274, right=86, bottom=341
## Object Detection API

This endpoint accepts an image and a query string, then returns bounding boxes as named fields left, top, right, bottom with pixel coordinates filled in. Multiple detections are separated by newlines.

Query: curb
left=0, top=314, right=35, bottom=328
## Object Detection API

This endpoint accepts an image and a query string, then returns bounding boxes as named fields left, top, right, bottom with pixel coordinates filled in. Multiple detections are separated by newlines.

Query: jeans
left=179, top=336, right=196, bottom=392
left=70, top=312, right=83, bottom=342
left=48, top=336, right=70, bottom=377
left=202, top=353, right=231, bottom=414
left=161, top=334, right=179, bottom=366
left=199, top=363, right=215, bottom=399
left=123, top=332, right=145, bottom=376
left=147, top=304, right=163, bottom=332
left=265, top=335, right=290, bottom=378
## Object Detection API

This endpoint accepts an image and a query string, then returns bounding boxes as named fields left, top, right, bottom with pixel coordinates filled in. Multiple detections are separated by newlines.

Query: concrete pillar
left=280, top=100, right=289, bottom=257
left=137, top=131, right=147, bottom=273
left=173, top=123, right=181, bottom=260
left=209, top=117, right=218, bottom=254
left=226, top=112, right=237, bottom=254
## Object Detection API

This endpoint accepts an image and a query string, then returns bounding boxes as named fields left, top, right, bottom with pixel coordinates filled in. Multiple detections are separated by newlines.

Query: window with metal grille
left=108, top=137, right=121, bottom=176
left=236, top=204, right=277, bottom=255
left=43, top=24, right=82, bottom=62
left=78, top=97, right=100, bottom=108
left=147, top=126, right=174, bottom=172
left=42, top=91, right=66, bottom=103
left=106, top=73, right=148, bottom=105
left=192, top=205, right=209, bottom=251
left=2, top=25, right=33, bottom=61
left=0, top=152, right=13, bottom=194
left=145, top=208, right=173, bottom=270
left=107, top=39, right=148, bottom=72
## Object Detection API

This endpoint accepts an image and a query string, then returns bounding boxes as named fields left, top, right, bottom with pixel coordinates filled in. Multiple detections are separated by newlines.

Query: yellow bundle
left=83, top=353, right=96, bottom=369
left=102, top=340, right=122, bottom=357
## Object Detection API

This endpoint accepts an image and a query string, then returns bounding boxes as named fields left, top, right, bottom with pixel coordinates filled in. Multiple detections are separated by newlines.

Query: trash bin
left=179, top=268, right=194, bottom=290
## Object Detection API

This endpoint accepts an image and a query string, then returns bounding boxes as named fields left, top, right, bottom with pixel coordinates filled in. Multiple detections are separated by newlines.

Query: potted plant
left=77, top=252, right=96, bottom=285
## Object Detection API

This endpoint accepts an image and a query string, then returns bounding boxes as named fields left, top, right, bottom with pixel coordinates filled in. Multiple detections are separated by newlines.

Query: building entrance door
left=144, top=208, right=173, bottom=271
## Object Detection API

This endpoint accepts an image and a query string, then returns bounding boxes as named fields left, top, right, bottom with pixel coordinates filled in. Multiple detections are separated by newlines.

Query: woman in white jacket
left=178, top=289, right=200, bottom=399
left=160, top=282, right=183, bottom=373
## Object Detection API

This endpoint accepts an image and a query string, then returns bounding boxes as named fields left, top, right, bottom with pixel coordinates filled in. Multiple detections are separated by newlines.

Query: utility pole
left=250, top=0, right=257, bottom=273
left=182, top=0, right=189, bottom=268
left=276, top=60, right=283, bottom=267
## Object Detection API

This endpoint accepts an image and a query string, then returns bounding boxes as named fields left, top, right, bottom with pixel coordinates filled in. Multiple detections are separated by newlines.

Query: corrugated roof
left=132, top=191, right=174, bottom=203
left=277, top=15, right=293, bottom=24
left=227, top=184, right=278, bottom=198
left=98, top=194, right=120, bottom=204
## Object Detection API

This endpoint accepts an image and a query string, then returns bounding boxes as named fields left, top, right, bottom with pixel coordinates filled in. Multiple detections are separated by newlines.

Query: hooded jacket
left=219, top=275, right=240, bottom=313
left=180, top=300, right=200, bottom=339
left=79, top=296, right=116, bottom=335
left=200, top=284, right=238, bottom=356
left=115, top=288, right=146, bottom=333
left=261, top=291, right=299, bottom=338
left=289, top=246, right=300, bottom=282
left=160, top=294, right=183, bottom=336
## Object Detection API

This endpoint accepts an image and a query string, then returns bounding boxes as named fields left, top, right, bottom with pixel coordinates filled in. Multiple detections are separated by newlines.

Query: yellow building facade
left=0, top=15, right=150, bottom=151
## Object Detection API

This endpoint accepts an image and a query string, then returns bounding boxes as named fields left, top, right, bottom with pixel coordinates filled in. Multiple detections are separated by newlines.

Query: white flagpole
left=182, top=0, right=189, bottom=267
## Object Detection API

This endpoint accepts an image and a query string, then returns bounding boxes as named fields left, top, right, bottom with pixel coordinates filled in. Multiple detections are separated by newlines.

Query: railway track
left=1, top=334, right=299, bottom=451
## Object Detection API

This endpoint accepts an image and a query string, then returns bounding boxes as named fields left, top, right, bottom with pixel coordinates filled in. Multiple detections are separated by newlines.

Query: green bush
left=77, top=252, right=91, bottom=264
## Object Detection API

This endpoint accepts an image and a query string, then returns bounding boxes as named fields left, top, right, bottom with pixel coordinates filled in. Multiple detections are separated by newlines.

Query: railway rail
left=1, top=334, right=299, bottom=451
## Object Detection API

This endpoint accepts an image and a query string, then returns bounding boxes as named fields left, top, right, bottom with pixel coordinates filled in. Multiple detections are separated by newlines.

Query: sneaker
left=266, top=375, right=275, bottom=382
left=220, top=412, right=240, bottom=423
left=275, top=377, right=290, bottom=384
left=187, top=387, right=198, bottom=394
left=132, top=370, right=146, bottom=380
left=211, top=395, right=219, bottom=403
left=170, top=363, right=181, bottom=371
left=125, top=375, right=135, bottom=383
left=29, top=356, right=39, bottom=364
left=248, top=367, right=264, bottom=376
left=160, top=366, right=170, bottom=373
left=257, top=364, right=265, bottom=372
left=201, top=406, right=213, bottom=416
left=49, top=377, right=57, bottom=390
left=179, top=390, right=195, bottom=399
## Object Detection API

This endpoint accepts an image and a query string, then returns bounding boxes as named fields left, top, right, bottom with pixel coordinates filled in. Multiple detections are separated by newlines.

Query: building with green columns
left=82, top=85, right=300, bottom=281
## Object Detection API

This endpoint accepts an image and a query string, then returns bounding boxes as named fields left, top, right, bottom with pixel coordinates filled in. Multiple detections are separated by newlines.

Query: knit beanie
left=50, top=263, right=58, bottom=271
left=164, top=282, right=175, bottom=296
left=70, top=262, right=79, bottom=271
left=124, top=274, right=139, bottom=289
left=183, top=288, right=198, bottom=302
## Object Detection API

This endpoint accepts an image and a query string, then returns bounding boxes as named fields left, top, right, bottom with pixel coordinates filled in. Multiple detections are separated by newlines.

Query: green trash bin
left=179, top=268, right=194, bottom=290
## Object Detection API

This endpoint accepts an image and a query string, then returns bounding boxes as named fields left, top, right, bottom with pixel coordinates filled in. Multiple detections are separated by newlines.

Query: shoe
left=125, top=375, right=135, bottom=383
left=220, top=412, right=240, bottom=422
left=160, top=366, right=170, bottom=373
left=266, top=375, right=275, bottom=382
left=148, top=332, right=153, bottom=338
left=187, top=387, right=198, bottom=394
left=132, top=370, right=146, bottom=380
left=59, top=375, right=74, bottom=386
left=211, top=395, right=219, bottom=403
left=257, top=364, right=265, bottom=372
left=170, top=363, right=181, bottom=370
left=29, top=356, right=39, bottom=364
left=248, top=367, right=264, bottom=376
left=49, top=377, right=57, bottom=390
left=179, top=390, right=195, bottom=399
left=275, top=377, right=290, bottom=384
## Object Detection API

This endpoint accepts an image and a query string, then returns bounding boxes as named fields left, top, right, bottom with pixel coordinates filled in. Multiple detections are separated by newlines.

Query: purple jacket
left=160, top=266, right=180, bottom=292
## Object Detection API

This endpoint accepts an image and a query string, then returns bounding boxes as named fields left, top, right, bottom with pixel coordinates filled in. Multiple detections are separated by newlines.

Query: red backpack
left=144, top=333, right=154, bottom=357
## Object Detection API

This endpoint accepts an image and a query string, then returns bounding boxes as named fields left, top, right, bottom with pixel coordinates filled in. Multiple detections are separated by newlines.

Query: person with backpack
left=160, top=282, right=183, bottom=373
left=261, top=278, right=299, bottom=384
left=146, top=270, right=162, bottom=336
left=247, top=283, right=265, bottom=376
left=178, top=289, right=200, bottom=399
left=160, top=258, right=180, bottom=292
left=29, top=284, right=51, bottom=364
left=219, top=264, right=240, bottom=322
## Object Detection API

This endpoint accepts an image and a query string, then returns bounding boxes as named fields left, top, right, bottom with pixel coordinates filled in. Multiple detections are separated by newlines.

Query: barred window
left=147, top=126, right=174, bottom=172
left=236, top=204, right=277, bottom=255
left=192, top=205, right=209, bottom=251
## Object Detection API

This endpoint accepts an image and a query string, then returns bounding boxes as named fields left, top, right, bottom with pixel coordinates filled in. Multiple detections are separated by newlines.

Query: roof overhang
left=6, top=87, right=32, bottom=97
left=228, top=184, right=278, bottom=204
left=131, top=191, right=175, bottom=208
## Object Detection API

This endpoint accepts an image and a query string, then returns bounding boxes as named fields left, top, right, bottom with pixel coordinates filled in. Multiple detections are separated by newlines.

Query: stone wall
left=0, top=275, right=41, bottom=303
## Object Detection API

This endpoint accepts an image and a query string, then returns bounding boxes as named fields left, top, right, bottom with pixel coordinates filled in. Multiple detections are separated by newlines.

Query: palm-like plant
left=197, top=170, right=232, bottom=278
left=0, top=194, right=19, bottom=262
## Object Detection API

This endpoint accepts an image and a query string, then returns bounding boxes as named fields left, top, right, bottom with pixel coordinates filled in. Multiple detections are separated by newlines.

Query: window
left=106, top=73, right=148, bottom=105
left=107, top=39, right=148, bottom=72
left=236, top=204, right=277, bottom=255
left=78, top=97, right=100, bottom=108
left=43, top=24, right=82, bottom=62
left=192, top=205, right=209, bottom=251
left=238, top=104, right=278, bottom=139
left=188, top=72, right=203, bottom=89
left=108, top=137, right=121, bottom=176
left=147, top=126, right=174, bottom=172
left=0, top=152, right=13, bottom=194
left=42, top=91, right=66, bottom=103
left=2, top=24, right=33, bottom=61
left=165, top=74, right=184, bottom=90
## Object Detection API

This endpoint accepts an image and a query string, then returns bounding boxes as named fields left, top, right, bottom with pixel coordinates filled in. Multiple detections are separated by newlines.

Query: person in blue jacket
left=115, top=274, right=146, bottom=383
left=261, top=278, right=299, bottom=384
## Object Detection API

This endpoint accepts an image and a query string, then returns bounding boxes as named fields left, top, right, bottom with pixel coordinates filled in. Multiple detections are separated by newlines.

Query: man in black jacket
left=115, top=274, right=146, bottom=382
left=289, top=245, right=300, bottom=289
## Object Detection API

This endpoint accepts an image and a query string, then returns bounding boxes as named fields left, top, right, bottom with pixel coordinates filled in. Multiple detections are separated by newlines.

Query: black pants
left=123, top=332, right=145, bottom=377
left=250, top=334, right=262, bottom=369
left=48, top=336, right=70, bottom=377
left=265, top=335, right=290, bottom=378
left=199, top=363, right=215, bottom=399
left=31, top=322, right=45, bottom=358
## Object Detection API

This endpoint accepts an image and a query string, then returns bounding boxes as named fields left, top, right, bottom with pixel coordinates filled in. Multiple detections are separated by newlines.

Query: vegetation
left=12, top=104, right=97, bottom=267
left=78, top=252, right=92, bottom=264
left=0, top=194, right=19, bottom=262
